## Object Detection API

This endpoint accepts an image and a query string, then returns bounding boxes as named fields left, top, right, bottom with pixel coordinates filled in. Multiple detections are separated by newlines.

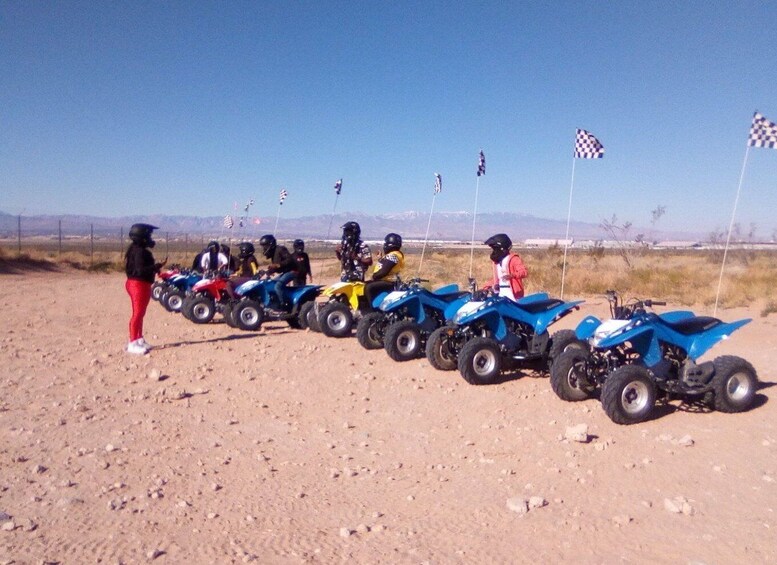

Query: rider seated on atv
left=225, top=242, right=260, bottom=299
left=292, top=239, right=312, bottom=286
left=363, top=232, right=404, bottom=310
left=259, top=234, right=298, bottom=308
left=482, top=233, right=527, bottom=301
left=336, top=221, right=372, bottom=282
left=199, top=240, right=230, bottom=273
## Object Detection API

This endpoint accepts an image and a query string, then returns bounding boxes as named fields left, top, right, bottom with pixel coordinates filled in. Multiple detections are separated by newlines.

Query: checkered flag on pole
left=574, top=129, right=605, bottom=159
left=223, top=215, right=234, bottom=229
left=279, top=189, right=288, bottom=205
left=477, top=150, right=486, bottom=176
left=748, top=111, right=777, bottom=149
left=334, top=179, right=342, bottom=195
left=434, top=173, right=442, bottom=194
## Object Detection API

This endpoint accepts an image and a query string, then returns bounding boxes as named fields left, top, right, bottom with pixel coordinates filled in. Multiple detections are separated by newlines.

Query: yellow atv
left=312, top=281, right=368, bottom=338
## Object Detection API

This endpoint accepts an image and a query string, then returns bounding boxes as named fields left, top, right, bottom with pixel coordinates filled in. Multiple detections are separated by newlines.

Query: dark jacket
left=125, top=243, right=157, bottom=283
left=268, top=245, right=297, bottom=275
left=292, top=251, right=311, bottom=282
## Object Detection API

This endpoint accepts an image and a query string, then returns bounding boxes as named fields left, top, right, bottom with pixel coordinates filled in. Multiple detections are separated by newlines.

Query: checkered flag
left=574, top=129, right=605, bottom=159
left=748, top=111, right=777, bottom=149
left=477, top=150, right=486, bottom=176
left=434, top=173, right=442, bottom=194
left=334, top=179, right=342, bottom=195
left=223, top=215, right=234, bottom=229
left=279, top=189, right=288, bottom=205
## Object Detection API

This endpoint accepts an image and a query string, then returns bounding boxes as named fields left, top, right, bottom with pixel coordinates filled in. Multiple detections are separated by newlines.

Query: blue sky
left=3, top=1, right=777, bottom=236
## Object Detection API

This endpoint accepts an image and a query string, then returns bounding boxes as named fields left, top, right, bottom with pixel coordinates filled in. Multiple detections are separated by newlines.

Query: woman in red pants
left=125, top=223, right=165, bottom=354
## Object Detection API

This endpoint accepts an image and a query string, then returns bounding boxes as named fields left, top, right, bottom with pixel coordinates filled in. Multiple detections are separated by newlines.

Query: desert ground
left=1, top=269, right=775, bottom=564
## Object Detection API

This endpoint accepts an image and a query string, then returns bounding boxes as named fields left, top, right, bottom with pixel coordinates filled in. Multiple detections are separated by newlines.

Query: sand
left=1, top=270, right=775, bottom=564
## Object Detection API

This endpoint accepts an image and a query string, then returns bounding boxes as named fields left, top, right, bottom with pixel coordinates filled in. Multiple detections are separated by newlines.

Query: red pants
left=126, top=278, right=151, bottom=341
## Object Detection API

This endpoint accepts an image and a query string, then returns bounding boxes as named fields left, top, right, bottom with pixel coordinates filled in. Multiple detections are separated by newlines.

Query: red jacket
left=488, top=253, right=528, bottom=299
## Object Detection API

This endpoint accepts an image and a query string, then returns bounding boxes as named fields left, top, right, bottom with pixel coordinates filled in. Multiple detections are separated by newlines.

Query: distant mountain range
left=0, top=210, right=702, bottom=242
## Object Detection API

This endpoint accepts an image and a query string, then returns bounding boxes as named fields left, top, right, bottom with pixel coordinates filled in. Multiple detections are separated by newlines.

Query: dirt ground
left=1, top=270, right=775, bottom=564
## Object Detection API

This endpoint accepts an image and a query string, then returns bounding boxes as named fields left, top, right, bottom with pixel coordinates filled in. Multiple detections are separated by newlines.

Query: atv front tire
left=298, top=302, right=315, bottom=330
left=319, top=302, right=353, bottom=338
left=426, top=325, right=458, bottom=371
left=550, top=349, right=595, bottom=402
left=711, top=355, right=758, bottom=413
left=164, top=289, right=185, bottom=313
left=385, top=320, right=423, bottom=362
left=601, top=365, right=656, bottom=425
left=188, top=296, right=216, bottom=324
left=356, top=312, right=385, bottom=350
left=458, top=337, right=502, bottom=385
left=547, top=329, right=587, bottom=369
left=235, top=300, right=264, bottom=331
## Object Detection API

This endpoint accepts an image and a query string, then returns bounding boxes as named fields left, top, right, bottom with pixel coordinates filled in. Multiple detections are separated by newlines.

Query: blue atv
left=427, top=292, right=584, bottom=384
left=550, top=291, right=693, bottom=403
left=556, top=291, right=758, bottom=424
left=355, top=279, right=472, bottom=362
left=160, top=271, right=202, bottom=313
left=231, top=273, right=322, bottom=331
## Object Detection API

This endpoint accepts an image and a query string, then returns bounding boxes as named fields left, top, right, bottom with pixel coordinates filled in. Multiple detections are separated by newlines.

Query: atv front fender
left=575, top=315, right=602, bottom=340
left=597, top=323, right=659, bottom=365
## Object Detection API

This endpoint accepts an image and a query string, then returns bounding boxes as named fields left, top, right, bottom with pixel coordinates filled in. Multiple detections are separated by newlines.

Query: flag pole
left=560, top=157, right=577, bottom=299
left=468, top=176, right=481, bottom=278
left=418, top=193, right=437, bottom=277
left=713, top=146, right=751, bottom=316
left=273, top=203, right=282, bottom=237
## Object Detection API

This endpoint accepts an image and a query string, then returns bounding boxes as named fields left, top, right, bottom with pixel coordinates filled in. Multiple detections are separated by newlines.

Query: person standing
left=125, top=223, right=165, bottom=354
left=483, top=233, right=528, bottom=300
left=291, top=239, right=312, bottom=286
left=335, top=221, right=372, bottom=282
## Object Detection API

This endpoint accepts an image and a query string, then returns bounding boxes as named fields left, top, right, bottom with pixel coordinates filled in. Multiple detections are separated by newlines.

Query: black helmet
left=293, top=239, right=305, bottom=252
left=484, top=233, right=512, bottom=251
left=259, top=234, right=277, bottom=258
left=238, top=241, right=255, bottom=258
left=383, top=232, right=402, bottom=253
left=221, top=244, right=230, bottom=254
left=129, top=223, right=158, bottom=246
left=341, top=221, right=361, bottom=243
left=207, top=240, right=220, bottom=252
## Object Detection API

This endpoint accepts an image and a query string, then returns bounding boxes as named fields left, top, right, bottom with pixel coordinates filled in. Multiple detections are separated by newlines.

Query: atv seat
left=435, top=290, right=471, bottom=302
left=513, top=298, right=564, bottom=314
left=661, top=316, right=722, bottom=335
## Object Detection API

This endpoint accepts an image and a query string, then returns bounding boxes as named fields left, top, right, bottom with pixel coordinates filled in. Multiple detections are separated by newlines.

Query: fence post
left=17, top=215, right=21, bottom=255
left=90, top=224, right=94, bottom=266
left=185, top=233, right=189, bottom=260
left=165, top=231, right=169, bottom=260
left=58, top=219, right=62, bottom=256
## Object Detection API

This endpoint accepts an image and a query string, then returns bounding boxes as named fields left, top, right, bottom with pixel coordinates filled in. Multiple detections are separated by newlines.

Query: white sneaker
left=126, top=340, right=149, bottom=355
left=137, top=337, right=153, bottom=350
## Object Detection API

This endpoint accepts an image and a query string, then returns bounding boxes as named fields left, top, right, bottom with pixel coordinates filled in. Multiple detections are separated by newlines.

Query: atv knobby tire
left=307, top=303, right=322, bottom=332
left=188, top=295, right=216, bottom=324
left=547, top=329, right=587, bottom=369
left=384, top=320, right=423, bottom=362
left=601, top=365, right=656, bottom=425
left=151, top=282, right=166, bottom=301
left=356, top=312, right=385, bottom=350
left=223, top=301, right=239, bottom=328
left=298, top=302, right=315, bottom=330
left=426, top=325, right=458, bottom=371
left=319, top=302, right=353, bottom=338
left=550, top=349, right=595, bottom=402
left=458, top=337, right=502, bottom=385
left=235, top=300, right=264, bottom=331
left=711, top=355, right=758, bottom=413
left=164, top=289, right=185, bottom=313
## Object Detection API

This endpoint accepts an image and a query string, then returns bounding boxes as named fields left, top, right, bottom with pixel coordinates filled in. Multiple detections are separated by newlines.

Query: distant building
left=523, top=238, right=573, bottom=248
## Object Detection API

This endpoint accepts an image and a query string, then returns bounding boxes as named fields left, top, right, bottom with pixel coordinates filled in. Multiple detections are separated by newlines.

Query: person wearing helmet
left=483, top=233, right=527, bottom=301
left=199, top=240, right=229, bottom=273
left=291, top=239, right=312, bottom=286
left=259, top=234, right=298, bottom=308
left=124, top=223, right=166, bottom=355
left=363, top=232, right=405, bottom=310
left=221, top=243, right=238, bottom=272
left=336, top=221, right=372, bottom=282
left=225, top=241, right=260, bottom=299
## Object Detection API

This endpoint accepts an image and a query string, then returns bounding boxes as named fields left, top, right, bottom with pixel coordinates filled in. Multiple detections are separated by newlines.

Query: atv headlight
left=379, top=290, right=407, bottom=310
left=453, top=301, right=485, bottom=324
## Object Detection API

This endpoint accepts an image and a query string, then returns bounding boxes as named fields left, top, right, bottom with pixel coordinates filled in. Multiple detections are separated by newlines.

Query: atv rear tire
left=711, top=355, right=757, bottom=413
left=547, top=329, right=587, bottom=369
left=235, top=300, right=264, bottom=331
left=458, top=337, right=502, bottom=385
left=356, top=312, right=385, bottom=350
left=385, top=320, right=423, bottom=362
left=550, top=349, right=595, bottom=402
left=188, top=295, right=216, bottom=324
left=319, top=302, right=353, bottom=338
left=307, top=303, right=322, bottom=332
left=601, top=365, right=656, bottom=425
left=164, top=289, right=185, bottom=313
left=152, top=282, right=165, bottom=301
left=298, top=302, right=315, bottom=330
left=223, top=301, right=238, bottom=328
left=426, top=325, right=458, bottom=371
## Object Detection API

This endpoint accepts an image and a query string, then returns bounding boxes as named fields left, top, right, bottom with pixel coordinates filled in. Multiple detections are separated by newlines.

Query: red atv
left=181, top=272, right=234, bottom=324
